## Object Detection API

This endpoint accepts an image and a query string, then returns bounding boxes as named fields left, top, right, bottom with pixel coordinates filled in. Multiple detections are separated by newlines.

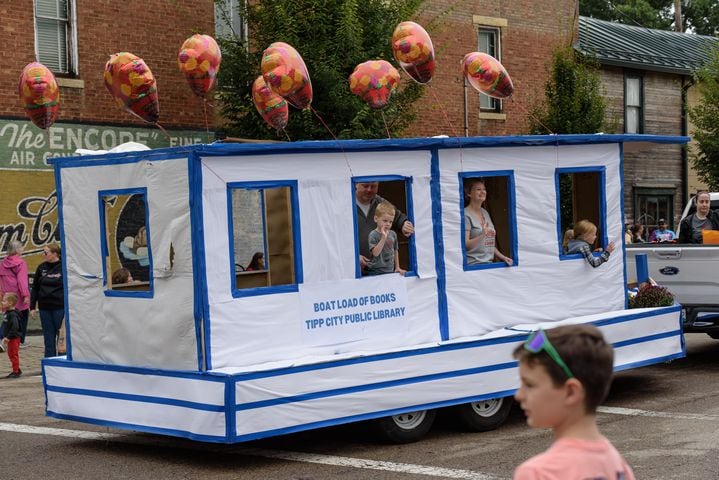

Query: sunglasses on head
left=523, top=329, right=574, bottom=379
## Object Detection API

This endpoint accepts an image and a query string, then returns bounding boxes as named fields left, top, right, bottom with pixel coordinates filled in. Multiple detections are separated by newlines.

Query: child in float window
left=565, top=220, right=615, bottom=268
left=366, top=202, right=405, bottom=276
left=513, top=324, right=634, bottom=480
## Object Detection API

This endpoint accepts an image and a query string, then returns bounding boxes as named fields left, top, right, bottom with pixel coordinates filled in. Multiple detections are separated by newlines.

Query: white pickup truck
left=626, top=192, right=719, bottom=337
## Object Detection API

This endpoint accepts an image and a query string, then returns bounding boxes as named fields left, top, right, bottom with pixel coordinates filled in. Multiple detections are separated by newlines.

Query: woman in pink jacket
left=0, top=241, right=30, bottom=347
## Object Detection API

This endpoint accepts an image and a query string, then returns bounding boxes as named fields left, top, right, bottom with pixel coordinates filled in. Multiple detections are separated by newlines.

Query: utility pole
left=674, top=0, right=683, bottom=32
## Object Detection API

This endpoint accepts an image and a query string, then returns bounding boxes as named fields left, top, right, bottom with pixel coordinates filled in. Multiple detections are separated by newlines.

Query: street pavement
left=1, top=333, right=46, bottom=379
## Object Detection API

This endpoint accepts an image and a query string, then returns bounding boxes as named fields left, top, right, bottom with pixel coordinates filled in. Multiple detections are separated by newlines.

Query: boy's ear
left=563, top=378, right=586, bottom=407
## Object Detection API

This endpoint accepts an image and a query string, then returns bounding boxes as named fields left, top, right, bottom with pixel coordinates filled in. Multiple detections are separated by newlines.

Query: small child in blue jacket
left=1, top=292, right=22, bottom=378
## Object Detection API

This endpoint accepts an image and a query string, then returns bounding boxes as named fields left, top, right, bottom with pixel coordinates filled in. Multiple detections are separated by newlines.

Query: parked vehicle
left=627, top=192, right=719, bottom=337
left=43, top=134, right=685, bottom=444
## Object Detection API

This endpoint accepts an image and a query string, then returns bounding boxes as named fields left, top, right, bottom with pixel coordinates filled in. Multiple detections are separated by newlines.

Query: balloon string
left=427, top=85, right=464, bottom=171
left=281, top=129, right=292, bottom=142
left=154, top=122, right=172, bottom=141
left=509, top=98, right=555, bottom=135
left=381, top=110, right=392, bottom=139
left=202, top=98, right=211, bottom=143
left=311, top=106, right=354, bottom=177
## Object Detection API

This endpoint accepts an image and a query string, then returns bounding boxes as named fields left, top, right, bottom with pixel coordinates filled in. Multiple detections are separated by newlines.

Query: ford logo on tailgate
left=659, top=266, right=679, bottom=275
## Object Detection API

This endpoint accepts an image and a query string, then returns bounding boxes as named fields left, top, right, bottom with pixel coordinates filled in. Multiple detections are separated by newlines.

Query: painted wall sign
left=0, top=118, right=209, bottom=170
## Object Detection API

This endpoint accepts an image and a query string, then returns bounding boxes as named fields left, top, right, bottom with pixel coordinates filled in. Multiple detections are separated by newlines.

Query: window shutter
left=35, top=0, right=69, bottom=73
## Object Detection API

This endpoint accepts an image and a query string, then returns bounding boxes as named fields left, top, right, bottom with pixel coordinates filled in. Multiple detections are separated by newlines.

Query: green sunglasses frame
left=523, top=329, right=575, bottom=379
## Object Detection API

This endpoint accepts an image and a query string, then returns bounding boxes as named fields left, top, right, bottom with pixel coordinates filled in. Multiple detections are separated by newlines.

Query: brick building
left=0, top=0, right=218, bottom=269
left=409, top=1, right=578, bottom=137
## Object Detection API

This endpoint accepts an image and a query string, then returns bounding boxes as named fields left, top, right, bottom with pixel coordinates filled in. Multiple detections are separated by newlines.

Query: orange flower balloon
left=462, top=52, right=514, bottom=99
left=261, top=42, right=312, bottom=109
left=252, top=76, right=289, bottom=130
left=18, top=62, right=60, bottom=129
left=178, top=34, right=222, bottom=97
left=391, top=21, right=435, bottom=84
left=104, top=52, right=159, bottom=123
left=349, top=60, right=400, bottom=109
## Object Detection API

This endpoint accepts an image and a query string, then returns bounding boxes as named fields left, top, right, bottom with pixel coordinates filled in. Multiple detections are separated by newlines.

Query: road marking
left=0, top=422, right=505, bottom=480
left=598, top=406, right=719, bottom=421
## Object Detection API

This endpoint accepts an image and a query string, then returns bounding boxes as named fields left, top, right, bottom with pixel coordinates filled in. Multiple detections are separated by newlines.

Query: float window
left=352, top=177, right=416, bottom=278
left=99, top=189, right=153, bottom=297
left=460, top=172, right=517, bottom=270
left=556, top=168, right=607, bottom=258
left=229, top=181, right=302, bottom=296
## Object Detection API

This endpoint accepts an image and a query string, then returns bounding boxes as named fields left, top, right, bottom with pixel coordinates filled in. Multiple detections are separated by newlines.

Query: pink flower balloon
left=462, top=52, right=514, bottom=99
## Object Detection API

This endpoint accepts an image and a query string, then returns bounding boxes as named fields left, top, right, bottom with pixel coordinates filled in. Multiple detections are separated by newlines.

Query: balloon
left=252, top=75, right=289, bottom=130
left=462, top=52, right=514, bottom=99
left=391, top=21, right=435, bottom=84
left=18, top=62, right=60, bottom=129
left=178, top=34, right=222, bottom=97
left=103, top=52, right=159, bottom=123
left=349, top=60, right=400, bottom=109
left=261, top=42, right=312, bottom=109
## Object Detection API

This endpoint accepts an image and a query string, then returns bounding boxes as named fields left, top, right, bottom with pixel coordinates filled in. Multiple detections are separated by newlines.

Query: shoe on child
left=6, top=371, right=21, bottom=379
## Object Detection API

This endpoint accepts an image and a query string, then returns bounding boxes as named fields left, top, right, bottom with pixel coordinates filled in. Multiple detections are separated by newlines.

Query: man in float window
left=355, top=182, right=414, bottom=273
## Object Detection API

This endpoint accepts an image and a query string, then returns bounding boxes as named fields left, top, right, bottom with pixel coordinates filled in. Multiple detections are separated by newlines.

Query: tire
left=373, top=409, right=437, bottom=444
left=453, top=396, right=513, bottom=432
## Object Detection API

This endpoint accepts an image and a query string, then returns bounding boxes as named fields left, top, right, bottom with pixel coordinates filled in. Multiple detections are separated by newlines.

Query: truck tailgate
left=626, top=244, right=719, bottom=306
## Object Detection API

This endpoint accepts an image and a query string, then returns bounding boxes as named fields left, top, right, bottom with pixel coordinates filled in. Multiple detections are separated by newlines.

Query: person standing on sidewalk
left=0, top=240, right=31, bottom=347
left=1, top=293, right=23, bottom=378
left=31, top=244, right=64, bottom=358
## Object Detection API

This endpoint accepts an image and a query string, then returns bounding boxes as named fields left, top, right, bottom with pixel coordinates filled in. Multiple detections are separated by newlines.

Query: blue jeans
left=40, top=309, right=65, bottom=357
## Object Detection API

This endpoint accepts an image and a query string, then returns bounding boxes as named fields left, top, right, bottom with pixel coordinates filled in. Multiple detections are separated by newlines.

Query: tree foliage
left=529, top=48, right=607, bottom=231
left=214, top=0, right=424, bottom=141
left=579, top=0, right=719, bottom=36
left=529, top=48, right=606, bottom=135
left=688, top=45, right=719, bottom=190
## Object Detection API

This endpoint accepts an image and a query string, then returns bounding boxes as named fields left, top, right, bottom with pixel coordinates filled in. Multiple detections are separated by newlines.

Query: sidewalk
left=1, top=334, right=47, bottom=378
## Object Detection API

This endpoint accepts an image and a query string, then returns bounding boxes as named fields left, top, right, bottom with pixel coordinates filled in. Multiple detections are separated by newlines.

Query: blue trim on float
left=97, top=187, right=154, bottom=298
left=48, top=135, right=689, bottom=170
left=351, top=179, right=362, bottom=278
left=555, top=166, right=608, bottom=259
left=233, top=388, right=518, bottom=443
left=612, top=329, right=682, bottom=348
left=41, top=356, right=228, bottom=380
left=49, top=148, right=197, bottom=168
left=188, top=152, right=206, bottom=371
left=235, top=361, right=517, bottom=410
left=227, top=180, right=303, bottom=298
left=235, top=329, right=523, bottom=382
left=44, top=411, right=229, bottom=444
left=45, top=385, right=225, bottom=411
left=53, top=163, right=72, bottom=360
left=430, top=148, right=449, bottom=340
left=459, top=170, right=519, bottom=270
left=613, top=352, right=686, bottom=372
left=227, top=377, right=236, bottom=440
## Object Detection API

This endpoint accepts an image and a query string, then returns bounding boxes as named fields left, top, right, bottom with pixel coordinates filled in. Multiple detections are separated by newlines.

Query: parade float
left=41, top=133, right=687, bottom=443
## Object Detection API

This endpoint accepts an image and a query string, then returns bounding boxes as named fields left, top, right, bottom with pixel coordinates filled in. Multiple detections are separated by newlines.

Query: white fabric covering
left=60, top=156, right=197, bottom=369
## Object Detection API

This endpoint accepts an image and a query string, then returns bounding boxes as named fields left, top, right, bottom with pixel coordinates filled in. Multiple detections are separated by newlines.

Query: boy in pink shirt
left=513, top=324, right=634, bottom=480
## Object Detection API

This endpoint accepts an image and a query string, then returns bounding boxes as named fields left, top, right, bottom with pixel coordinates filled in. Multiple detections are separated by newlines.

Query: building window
left=478, top=27, right=501, bottom=112
left=625, top=75, right=643, bottom=134
left=99, top=189, right=153, bottom=297
left=215, top=0, right=248, bottom=42
left=460, top=171, right=517, bottom=269
left=555, top=168, right=608, bottom=258
left=228, top=181, right=302, bottom=297
left=634, top=188, right=675, bottom=235
left=34, top=0, right=76, bottom=75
